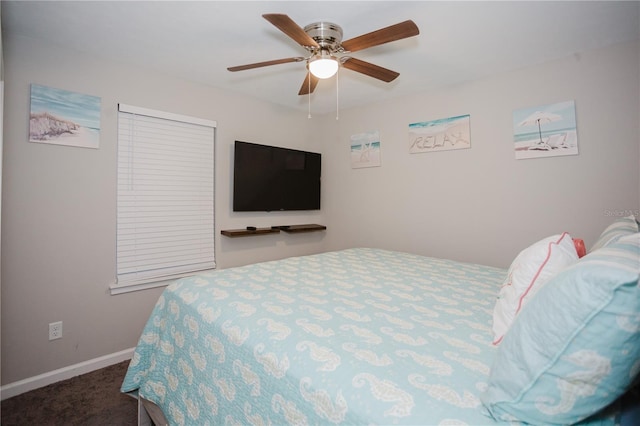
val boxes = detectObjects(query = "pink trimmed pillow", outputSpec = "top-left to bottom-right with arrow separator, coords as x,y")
492,232 -> 579,344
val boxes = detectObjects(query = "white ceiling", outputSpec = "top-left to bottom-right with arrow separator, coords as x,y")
3,1 -> 639,114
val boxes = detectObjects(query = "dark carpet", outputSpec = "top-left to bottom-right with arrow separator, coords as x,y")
1,361 -> 137,426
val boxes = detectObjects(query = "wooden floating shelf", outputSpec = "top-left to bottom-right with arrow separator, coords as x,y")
220,227 -> 279,238
281,224 -> 327,233
221,224 -> 326,238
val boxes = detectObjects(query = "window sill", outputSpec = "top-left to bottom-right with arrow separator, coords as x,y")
110,268 -> 216,295
110,279 -> 173,295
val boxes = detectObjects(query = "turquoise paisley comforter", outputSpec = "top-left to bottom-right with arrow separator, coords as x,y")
121,248 -> 507,425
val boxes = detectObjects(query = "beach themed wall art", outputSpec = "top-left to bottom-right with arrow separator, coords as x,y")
513,100 -> 578,160
409,114 -> 471,154
29,84 -> 101,149
350,130 -> 381,168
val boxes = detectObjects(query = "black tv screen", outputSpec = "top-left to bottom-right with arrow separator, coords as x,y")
233,141 -> 321,212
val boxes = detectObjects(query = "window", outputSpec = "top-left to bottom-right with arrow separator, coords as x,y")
112,104 -> 216,294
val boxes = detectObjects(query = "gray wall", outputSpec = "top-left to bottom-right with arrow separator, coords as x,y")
1,33 -> 639,386
322,41 -> 640,268
1,35 -> 325,385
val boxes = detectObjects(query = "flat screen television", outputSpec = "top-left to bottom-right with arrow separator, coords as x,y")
232,141 -> 321,212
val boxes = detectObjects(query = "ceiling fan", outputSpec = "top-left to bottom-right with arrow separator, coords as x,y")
227,14 -> 420,96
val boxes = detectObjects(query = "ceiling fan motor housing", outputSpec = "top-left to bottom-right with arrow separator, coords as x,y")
304,22 -> 343,51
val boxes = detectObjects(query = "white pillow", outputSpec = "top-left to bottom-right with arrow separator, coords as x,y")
492,232 -> 578,344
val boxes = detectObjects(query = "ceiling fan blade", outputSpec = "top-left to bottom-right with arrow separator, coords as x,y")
341,57 -> 400,82
227,57 -> 305,72
341,20 -> 419,53
298,72 -> 319,95
263,14 -> 320,49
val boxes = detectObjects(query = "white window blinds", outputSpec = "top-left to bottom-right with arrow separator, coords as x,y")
115,104 -> 216,290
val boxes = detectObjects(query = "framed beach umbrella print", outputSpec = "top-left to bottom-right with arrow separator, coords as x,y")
513,100 -> 578,159
29,84 -> 101,149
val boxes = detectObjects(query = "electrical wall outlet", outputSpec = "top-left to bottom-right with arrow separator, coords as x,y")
49,321 -> 63,340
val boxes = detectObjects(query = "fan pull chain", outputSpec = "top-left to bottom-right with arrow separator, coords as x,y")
336,66 -> 340,120
308,73 -> 312,119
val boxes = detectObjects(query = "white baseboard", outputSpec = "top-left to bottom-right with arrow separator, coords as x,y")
0,347 -> 135,401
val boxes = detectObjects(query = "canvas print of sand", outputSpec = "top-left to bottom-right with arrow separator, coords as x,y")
513,100 -> 578,160
29,84 -> 101,149
409,114 -> 471,154
350,130 -> 381,168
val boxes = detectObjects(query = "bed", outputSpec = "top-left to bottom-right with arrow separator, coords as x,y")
122,217 -> 640,426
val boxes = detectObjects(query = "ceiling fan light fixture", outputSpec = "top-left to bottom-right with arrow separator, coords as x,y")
308,54 -> 339,79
